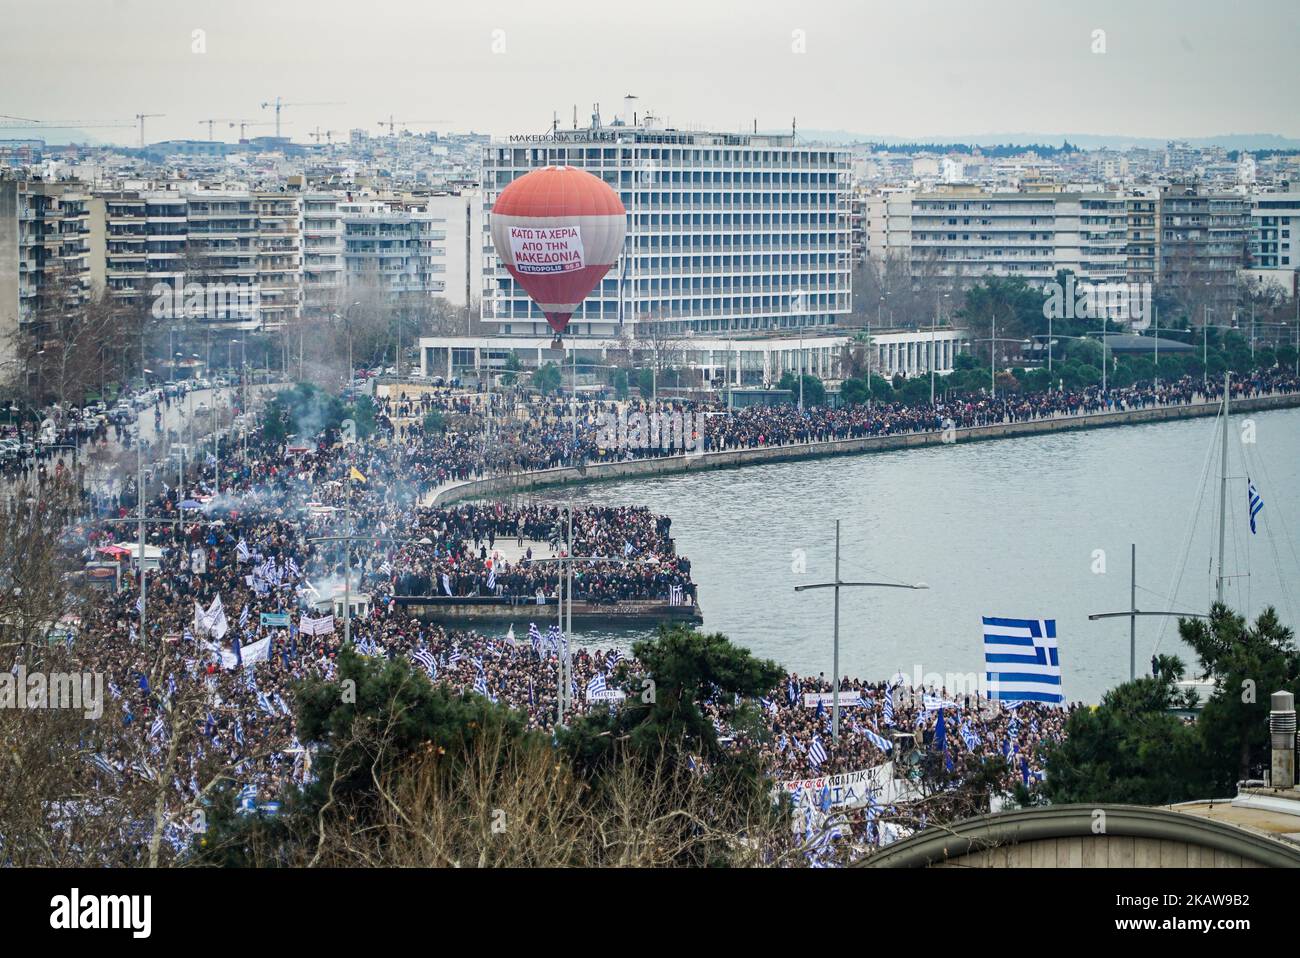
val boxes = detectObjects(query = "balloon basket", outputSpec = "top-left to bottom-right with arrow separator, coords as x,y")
550,336 -> 565,350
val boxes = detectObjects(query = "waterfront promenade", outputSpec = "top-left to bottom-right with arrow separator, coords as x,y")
429,388 -> 1300,506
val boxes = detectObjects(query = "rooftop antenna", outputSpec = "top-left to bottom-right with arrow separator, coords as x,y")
553,111 -> 558,135
753,118 -> 757,134
572,104 -> 577,130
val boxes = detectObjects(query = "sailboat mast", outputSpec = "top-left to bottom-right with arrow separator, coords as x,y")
1216,371 -> 1231,605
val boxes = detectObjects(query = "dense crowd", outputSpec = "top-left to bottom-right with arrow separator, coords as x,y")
43,363 -> 1300,857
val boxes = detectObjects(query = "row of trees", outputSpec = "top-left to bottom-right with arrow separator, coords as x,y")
1042,605 -> 1300,805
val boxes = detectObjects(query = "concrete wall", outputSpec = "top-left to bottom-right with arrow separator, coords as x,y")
432,392 -> 1300,506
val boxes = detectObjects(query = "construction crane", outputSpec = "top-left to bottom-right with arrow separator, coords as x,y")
135,113 -> 164,148
198,117 -> 246,141
229,120 -> 275,141
377,116 -> 446,136
260,98 -> 342,139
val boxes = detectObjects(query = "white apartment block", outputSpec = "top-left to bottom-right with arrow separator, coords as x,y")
252,191 -> 303,330
302,191 -> 345,315
423,189 -> 483,310
480,123 -> 853,340
340,200 -> 447,301
908,188 -> 1125,288
1248,193 -> 1299,270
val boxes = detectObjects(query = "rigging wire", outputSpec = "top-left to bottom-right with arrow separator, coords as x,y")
1241,433 -> 1300,629
1153,409 -> 1222,657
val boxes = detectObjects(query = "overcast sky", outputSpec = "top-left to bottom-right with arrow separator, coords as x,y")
3,0 -> 1297,145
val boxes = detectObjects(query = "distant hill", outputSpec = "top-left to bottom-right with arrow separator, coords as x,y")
775,130 -> 1300,151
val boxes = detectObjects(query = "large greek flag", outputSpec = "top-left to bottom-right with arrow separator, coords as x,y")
982,616 -> 1063,706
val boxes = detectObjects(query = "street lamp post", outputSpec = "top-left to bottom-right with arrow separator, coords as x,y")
793,519 -> 929,743
930,292 -> 948,406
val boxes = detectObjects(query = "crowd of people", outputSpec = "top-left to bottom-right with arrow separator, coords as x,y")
36,361 -> 1300,859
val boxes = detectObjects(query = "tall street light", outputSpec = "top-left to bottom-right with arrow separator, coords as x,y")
794,519 -> 929,743
930,291 -> 948,406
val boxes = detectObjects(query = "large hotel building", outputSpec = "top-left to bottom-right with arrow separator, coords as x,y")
479,122 -> 853,339
420,119 -> 933,387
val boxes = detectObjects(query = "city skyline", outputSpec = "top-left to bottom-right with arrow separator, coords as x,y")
3,0 -> 1299,145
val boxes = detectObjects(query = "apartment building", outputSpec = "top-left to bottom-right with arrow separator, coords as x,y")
341,200 -> 446,301
480,122 -> 852,339
183,189 -> 261,325
301,191 -> 345,315
863,184 -> 1250,321
252,190 -> 303,329
0,178 -> 92,372
1158,185 -> 1248,308
1123,190 -> 1159,287
88,188 -> 187,315
1244,192 -> 1300,299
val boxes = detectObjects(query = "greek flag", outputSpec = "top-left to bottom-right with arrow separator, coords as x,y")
528,622 -> 542,654
982,616 -> 1063,706
237,538 -> 251,563
447,647 -> 463,667
150,715 -> 166,739
587,673 -> 607,698
881,688 -> 895,727
136,594 -> 144,614
90,753 -> 119,777
959,721 -> 980,753
1248,479 -> 1264,534
807,736 -> 828,768
486,565 -> 496,591
668,584 -> 684,606
287,557 -> 300,579
256,691 -> 275,715
474,671 -> 489,698
411,648 -> 437,676
239,605 -> 250,629
546,624 -> 565,654
862,725 -> 893,753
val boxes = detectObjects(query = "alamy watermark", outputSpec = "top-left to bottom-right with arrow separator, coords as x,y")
1,667 -> 104,719
594,409 -> 706,457
151,281 -> 260,321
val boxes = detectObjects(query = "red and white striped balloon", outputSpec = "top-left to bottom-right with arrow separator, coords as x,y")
490,165 -> 626,338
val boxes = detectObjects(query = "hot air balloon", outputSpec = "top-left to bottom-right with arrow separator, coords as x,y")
490,165 -> 626,348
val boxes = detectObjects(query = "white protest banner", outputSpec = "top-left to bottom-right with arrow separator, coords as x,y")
772,763 -> 909,814
587,689 -> 626,703
803,691 -> 864,708
221,636 -> 272,670
508,225 -> 584,274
